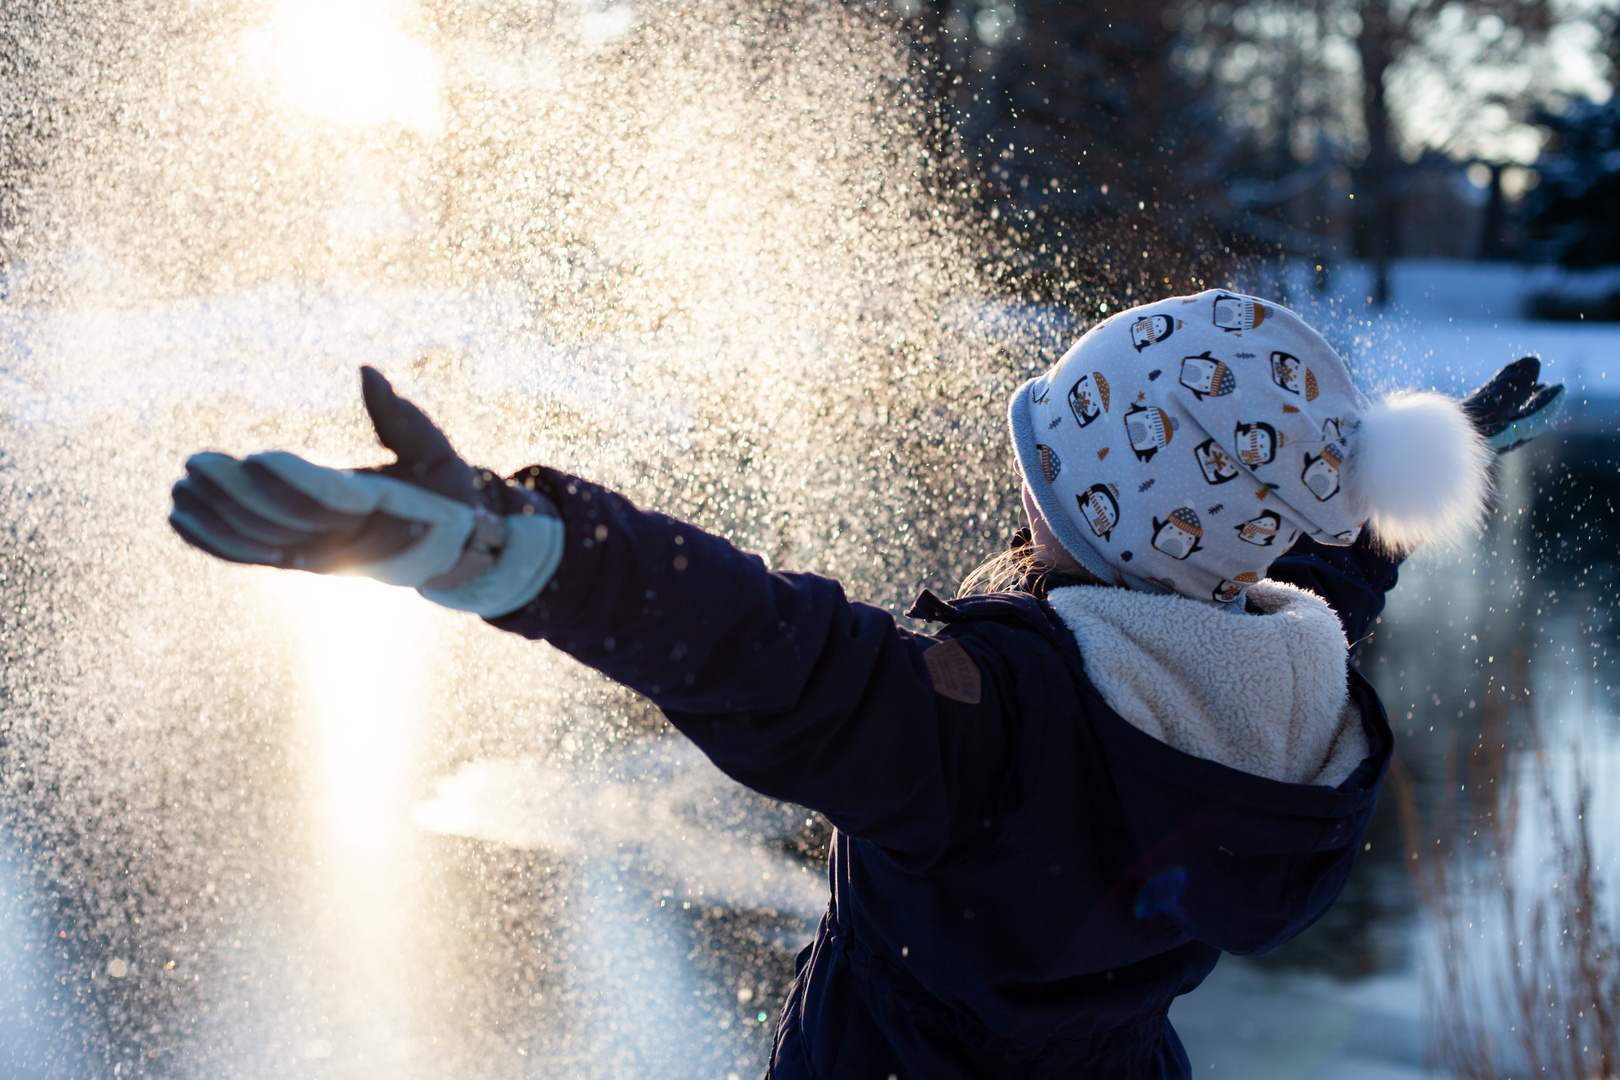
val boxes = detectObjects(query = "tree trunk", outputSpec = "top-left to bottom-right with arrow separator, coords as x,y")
1481,162 -> 1507,259
1357,0 -> 1396,306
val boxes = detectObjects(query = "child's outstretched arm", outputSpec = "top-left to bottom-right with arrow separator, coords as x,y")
1269,356 -> 1564,646
171,369 -> 1013,866
482,466 -> 1013,860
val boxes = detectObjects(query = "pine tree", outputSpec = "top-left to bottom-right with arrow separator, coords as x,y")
1524,99 -> 1620,267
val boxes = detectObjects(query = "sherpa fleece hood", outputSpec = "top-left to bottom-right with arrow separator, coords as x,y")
1048,579 -> 1370,788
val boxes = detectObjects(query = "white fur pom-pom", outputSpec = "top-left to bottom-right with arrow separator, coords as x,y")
1346,391 -> 1490,552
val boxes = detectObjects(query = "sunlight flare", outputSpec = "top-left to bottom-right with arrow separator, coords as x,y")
245,0 -> 444,136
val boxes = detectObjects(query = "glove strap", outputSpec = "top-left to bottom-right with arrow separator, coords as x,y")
418,503 -> 566,617
419,505 -> 507,591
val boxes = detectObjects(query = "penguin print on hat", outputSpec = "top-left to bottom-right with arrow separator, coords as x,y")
1194,438 -> 1240,485
1213,294 -> 1267,332
1211,571 -> 1262,604
1302,446 -> 1342,500
1234,510 -> 1283,546
1078,483 -> 1121,541
1179,352 -> 1236,400
1130,313 -> 1180,351
1037,444 -> 1061,484
1008,287 -> 1402,607
1270,351 -> 1303,394
1124,401 -> 1176,462
1068,372 -> 1112,427
1151,507 -> 1205,559
1233,421 -> 1283,468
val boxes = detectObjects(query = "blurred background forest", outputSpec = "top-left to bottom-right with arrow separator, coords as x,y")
914,0 -> 1620,306
7,0 -> 1620,306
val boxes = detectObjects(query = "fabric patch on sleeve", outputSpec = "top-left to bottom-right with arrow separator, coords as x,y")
924,639 -> 982,704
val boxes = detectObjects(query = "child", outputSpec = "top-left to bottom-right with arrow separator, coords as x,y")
169,291 -> 1563,1078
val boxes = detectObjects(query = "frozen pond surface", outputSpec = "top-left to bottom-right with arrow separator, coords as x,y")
0,260 -> 1618,1076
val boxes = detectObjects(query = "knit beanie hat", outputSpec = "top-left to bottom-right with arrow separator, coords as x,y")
1009,289 -> 1489,605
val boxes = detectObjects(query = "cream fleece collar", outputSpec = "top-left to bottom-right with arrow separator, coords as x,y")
1046,580 -> 1368,787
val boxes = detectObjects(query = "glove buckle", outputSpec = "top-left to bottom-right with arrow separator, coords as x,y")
420,505 -> 507,591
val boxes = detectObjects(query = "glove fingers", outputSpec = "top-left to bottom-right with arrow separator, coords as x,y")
176,475 -> 324,548
1514,383 -> 1564,422
1462,356 -> 1553,443
1487,356 -> 1540,404
1494,354 -> 1540,392
1463,356 -> 1539,420
1508,354 -> 1541,382
239,455 -> 381,531
176,477 -> 448,576
1529,382 -> 1565,423
185,453 -> 340,532
175,385 -> 485,586
1486,384 -> 1566,453
169,496 -> 291,567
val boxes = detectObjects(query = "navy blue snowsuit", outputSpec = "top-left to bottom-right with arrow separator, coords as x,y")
488,468 -> 1400,1079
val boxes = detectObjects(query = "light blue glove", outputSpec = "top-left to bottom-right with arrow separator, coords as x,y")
171,368 -> 564,617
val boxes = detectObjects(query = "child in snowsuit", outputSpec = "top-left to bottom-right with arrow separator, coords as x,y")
169,291 -> 1564,1079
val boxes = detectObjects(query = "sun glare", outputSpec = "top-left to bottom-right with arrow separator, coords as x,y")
245,0 -> 444,137
267,573 -> 431,859
254,571 -> 436,1055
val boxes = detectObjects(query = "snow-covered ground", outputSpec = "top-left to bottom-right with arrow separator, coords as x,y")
1242,259 -> 1620,408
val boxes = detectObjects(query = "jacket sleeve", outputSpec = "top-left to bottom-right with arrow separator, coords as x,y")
1265,533 -> 1402,648
484,469 -> 1016,864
